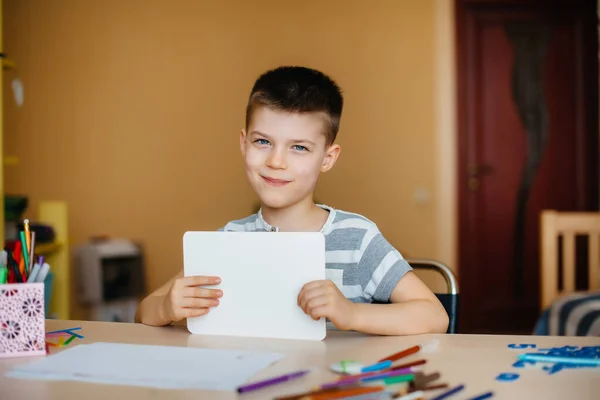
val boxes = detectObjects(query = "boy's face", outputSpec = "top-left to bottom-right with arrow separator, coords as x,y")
240,106 -> 340,210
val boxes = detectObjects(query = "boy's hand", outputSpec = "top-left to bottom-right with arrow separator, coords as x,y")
162,276 -> 222,322
297,280 -> 356,330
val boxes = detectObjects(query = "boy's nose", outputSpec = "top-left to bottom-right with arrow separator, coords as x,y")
266,148 -> 287,169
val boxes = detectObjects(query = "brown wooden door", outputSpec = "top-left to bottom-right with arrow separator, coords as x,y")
456,0 -> 598,334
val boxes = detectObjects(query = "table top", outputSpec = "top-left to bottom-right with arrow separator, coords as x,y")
1,320 -> 599,400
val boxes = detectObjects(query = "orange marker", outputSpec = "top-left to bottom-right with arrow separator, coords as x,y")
378,340 -> 439,363
305,386 -> 384,400
275,386 -> 384,400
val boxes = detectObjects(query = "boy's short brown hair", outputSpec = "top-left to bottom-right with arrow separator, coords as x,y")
245,66 -> 343,145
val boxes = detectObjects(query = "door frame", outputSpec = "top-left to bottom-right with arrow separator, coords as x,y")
454,0 -> 599,332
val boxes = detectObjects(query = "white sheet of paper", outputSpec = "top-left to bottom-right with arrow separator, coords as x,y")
183,231 -> 326,340
6,342 -> 284,391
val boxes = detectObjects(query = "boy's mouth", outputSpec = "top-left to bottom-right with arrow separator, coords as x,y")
261,176 -> 291,187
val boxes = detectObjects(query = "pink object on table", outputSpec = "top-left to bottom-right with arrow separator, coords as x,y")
0,283 -> 46,358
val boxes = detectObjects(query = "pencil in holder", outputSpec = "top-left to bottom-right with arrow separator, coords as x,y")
0,282 -> 46,358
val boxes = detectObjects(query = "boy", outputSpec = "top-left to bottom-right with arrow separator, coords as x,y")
135,66 -> 449,335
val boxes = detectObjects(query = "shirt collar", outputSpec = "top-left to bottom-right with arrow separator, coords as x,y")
257,208 -> 279,232
256,204 -> 335,233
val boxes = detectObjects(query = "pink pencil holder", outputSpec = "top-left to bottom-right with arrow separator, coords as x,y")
0,283 -> 46,358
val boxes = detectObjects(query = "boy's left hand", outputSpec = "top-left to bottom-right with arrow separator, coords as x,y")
297,280 -> 356,330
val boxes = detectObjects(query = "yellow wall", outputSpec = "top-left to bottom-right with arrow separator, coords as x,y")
3,0 -> 455,303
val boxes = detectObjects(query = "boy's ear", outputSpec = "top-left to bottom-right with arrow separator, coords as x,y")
240,129 -> 247,156
321,144 -> 341,172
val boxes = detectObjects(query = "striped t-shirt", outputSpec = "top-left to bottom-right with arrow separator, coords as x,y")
220,204 -> 412,305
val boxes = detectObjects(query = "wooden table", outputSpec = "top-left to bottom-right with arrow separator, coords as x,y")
1,320 -> 599,399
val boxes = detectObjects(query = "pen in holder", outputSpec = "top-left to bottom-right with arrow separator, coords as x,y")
0,282 -> 46,358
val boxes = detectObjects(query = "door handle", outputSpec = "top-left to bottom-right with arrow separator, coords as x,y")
467,164 -> 494,192
467,164 -> 494,177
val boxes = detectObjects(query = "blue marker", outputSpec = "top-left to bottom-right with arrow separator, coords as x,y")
518,353 -> 600,366
467,391 -> 494,400
361,360 -> 392,373
430,384 -> 465,400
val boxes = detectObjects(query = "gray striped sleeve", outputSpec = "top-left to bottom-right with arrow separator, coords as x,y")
358,231 -> 412,303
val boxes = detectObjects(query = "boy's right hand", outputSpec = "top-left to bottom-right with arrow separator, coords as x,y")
162,276 -> 222,322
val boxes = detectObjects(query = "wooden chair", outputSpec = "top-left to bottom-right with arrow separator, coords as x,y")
540,210 -> 600,310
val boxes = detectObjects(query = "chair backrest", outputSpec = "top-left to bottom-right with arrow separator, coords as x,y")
540,210 -> 600,310
406,258 -> 459,334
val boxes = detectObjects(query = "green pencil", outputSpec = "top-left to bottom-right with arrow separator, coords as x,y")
64,335 -> 76,346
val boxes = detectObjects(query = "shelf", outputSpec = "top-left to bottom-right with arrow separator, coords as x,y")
35,241 -> 63,256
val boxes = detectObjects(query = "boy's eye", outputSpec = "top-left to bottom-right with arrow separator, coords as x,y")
255,139 -> 270,146
292,145 -> 308,152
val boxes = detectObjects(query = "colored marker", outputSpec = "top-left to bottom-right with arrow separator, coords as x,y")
327,367 -> 419,388
237,369 -> 311,393
379,374 -> 414,385
410,383 -> 450,393
306,386 -> 385,400
378,340 -> 439,363
391,359 -> 427,371
430,384 -> 465,400
466,391 -> 494,400
362,360 -> 393,373
27,263 -> 41,283
0,266 -> 7,284
36,263 -> 50,283
518,353 -> 600,366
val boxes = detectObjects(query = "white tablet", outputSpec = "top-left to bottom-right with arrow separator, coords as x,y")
183,231 -> 326,340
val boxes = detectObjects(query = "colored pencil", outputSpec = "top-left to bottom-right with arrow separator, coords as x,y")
64,335 -> 76,346
29,231 -> 36,272
46,327 -> 82,334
